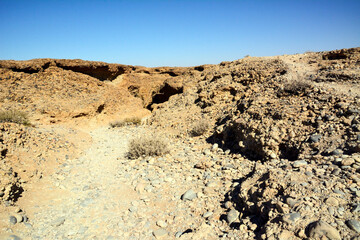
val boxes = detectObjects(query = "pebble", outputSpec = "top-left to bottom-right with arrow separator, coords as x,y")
307,220 -> 341,240
156,220 -> 168,228
129,206 -> 137,212
9,216 -> 17,225
331,149 -> 343,156
325,197 -> 339,206
226,209 -> 239,224
224,201 -> 232,209
175,231 -> 183,238
342,158 -> 355,166
282,212 -> 301,224
212,143 -> 218,151
51,217 -> 66,227
309,134 -> 322,143
181,189 -> 197,201
286,197 -> 298,208
337,206 -> 345,215
5,235 -> 22,240
13,213 -> 23,223
203,211 -> 213,218
346,219 -> 360,233
269,152 -> 277,159
333,189 -> 345,195
332,168 -> 341,175
153,228 -> 168,238
292,160 -> 307,168
328,207 -> 335,215
352,204 -> 360,213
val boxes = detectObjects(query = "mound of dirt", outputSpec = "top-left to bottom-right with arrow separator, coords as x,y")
148,48 -> 360,161
0,59 -> 203,126
0,122 -> 87,205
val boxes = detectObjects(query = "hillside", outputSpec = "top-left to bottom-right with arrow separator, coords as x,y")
0,47 -> 359,239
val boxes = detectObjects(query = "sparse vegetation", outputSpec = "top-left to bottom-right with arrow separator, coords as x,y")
191,119 -> 210,136
110,117 -> 142,128
127,133 -> 170,159
283,73 -> 312,95
0,110 -> 31,126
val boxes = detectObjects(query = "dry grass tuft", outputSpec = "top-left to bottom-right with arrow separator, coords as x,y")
110,117 -> 142,128
127,133 -> 170,159
283,73 -> 313,95
191,119 -> 210,136
0,110 -> 31,126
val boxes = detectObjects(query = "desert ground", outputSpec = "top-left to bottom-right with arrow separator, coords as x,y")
0,47 -> 359,239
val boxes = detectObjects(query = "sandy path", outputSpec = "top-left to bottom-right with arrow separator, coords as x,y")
14,126 -> 141,239
2,124 -> 230,240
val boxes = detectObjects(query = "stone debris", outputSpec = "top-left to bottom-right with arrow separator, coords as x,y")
307,220 -> 341,240
0,47 -> 359,239
346,219 -> 360,233
181,189 -> 197,201
226,209 -> 239,224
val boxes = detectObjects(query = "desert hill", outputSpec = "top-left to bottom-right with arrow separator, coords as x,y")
0,47 -> 359,239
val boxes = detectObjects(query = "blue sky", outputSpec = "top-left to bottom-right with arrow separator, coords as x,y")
0,0 -> 359,67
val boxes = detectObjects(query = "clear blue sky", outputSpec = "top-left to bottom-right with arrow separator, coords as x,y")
0,0 -> 359,67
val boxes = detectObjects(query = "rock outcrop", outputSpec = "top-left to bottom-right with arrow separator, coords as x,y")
0,47 -> 359,239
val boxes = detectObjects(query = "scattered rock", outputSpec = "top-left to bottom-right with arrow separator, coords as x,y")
181,189 -> 197,201
325,197 -> 339,206
282,212 -> 301,224
1,47 -> 360,240
51,217 -> 66,227
203,211 -> 213,218
9,215 -> 17,225
342,158 -> 355,166
5,235 -> 22,240
153,228 -> 168,238
310,134 -> 322,143
307,220 -> 341,240
13,213 -> 23,223
331,149 -> 343,156
347,219 -> 360,233
226,209 -> 240,224
292,160 -> 308,168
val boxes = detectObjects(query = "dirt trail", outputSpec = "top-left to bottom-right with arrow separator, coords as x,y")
2,125 -> 225,239
280,54 -> 360,98
8,126 -> 141,239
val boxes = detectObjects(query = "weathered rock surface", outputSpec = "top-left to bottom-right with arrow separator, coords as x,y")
0,47 -> 359,239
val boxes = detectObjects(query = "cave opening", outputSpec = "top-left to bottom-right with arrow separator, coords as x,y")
146,82 -> 183,110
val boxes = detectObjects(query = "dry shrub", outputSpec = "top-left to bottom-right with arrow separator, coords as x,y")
110,117 -> 141,128
0,110 -> 31,126
191,119 -> 210,136
283,73 -> 312,95
127,133 -> 169,159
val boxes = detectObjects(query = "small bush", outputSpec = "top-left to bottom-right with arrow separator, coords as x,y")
0,110 -> 31,126
127,133 -> 170,159
284,79 -> 312,95
191,119 -> 210,136
282,73 -> 312,95
110,117 -> 141,128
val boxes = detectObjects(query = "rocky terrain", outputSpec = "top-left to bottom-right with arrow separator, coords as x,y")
0,47 -> 359,239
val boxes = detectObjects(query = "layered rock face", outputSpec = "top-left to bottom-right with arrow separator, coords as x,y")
0,58 -> 201,125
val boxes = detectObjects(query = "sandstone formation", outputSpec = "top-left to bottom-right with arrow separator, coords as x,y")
0,47 -> 359,239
